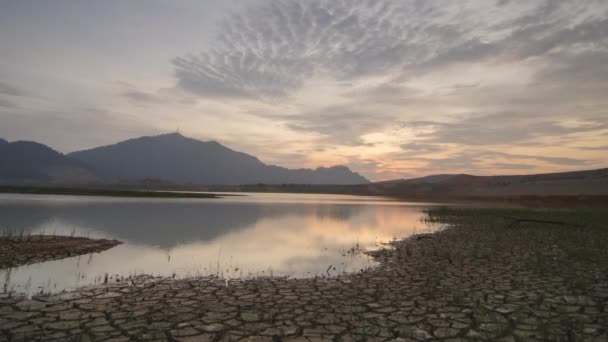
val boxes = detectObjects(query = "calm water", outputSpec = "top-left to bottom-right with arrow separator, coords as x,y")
0,193 -> 444,294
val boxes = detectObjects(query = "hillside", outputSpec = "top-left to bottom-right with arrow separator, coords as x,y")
0,139 -> 98,184
364,169 -> 608,198
68,133 -> 369,185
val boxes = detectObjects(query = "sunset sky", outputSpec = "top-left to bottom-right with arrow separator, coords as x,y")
1,0 -> 607,181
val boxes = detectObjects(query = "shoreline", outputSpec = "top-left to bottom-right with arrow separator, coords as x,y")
2,184 -> 607,209
0,186 -> 222,199
0,207 -> 606,340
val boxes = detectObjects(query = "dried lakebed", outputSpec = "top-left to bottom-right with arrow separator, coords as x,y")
1,208 -> 607,341
0,236 -> 121,270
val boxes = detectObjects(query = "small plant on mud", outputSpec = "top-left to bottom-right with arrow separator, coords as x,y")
423,273 -> 441,298
535,318 -> 561,341
405,244 -> 413,257
452,283 -> 465,306
564,268 -> 590,294
559,315 -> 586,342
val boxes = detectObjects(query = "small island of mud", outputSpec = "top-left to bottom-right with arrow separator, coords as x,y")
0,235 -> 122,269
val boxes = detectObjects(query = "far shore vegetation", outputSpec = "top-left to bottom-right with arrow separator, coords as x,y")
0,185 -> 221,199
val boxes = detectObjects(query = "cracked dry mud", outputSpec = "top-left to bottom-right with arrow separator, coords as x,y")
0,236 -> 122,269
1,209 -> 607,341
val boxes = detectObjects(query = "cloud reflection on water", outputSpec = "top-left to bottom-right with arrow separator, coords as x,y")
0,193 -> 440,294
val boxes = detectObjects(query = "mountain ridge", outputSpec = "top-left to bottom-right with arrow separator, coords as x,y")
67,133 -> 369,185
3,134 -> 607,192
0,139 -> 98,183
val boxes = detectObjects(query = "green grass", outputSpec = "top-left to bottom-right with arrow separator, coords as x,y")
425,207 -> 608,267
423,207 -> 608,306
409,206 -> 608,340
0,228 -> 32,241
426,206 -> 608,227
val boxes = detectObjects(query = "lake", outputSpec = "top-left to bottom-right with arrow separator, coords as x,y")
0,193 -> 444,295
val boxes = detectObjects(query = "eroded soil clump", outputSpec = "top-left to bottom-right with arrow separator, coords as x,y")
0,235 -> 122,269
0,208 -> 606,341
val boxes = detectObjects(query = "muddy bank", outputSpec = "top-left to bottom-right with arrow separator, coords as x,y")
0,236 -> 122,269
0,208 -> 606,341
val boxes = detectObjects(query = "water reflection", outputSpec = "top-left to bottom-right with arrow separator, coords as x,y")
0,193 -> 441,294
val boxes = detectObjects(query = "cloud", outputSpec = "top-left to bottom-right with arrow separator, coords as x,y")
0,81 -> 24,97
122,90 -> 163,104
0,107 -> 155,153
400,143 -> 443,154
341,82 -> 422,106
173,0 -> 608,100
532,50 -> 608,103
402,149 -> 590,175
576,145 -> 608,151
286,108 -> 387,146
400,114 -> 608,146
492,163 -> 537,170
171,0 -> 448,98
0,98 -> 16,108
458,18 -> 605,64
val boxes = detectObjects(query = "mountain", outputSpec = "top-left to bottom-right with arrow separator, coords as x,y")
0,140 -> 98,184
68,133 -> 369,185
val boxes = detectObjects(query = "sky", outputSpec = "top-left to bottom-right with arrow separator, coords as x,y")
1,0 -> 607,181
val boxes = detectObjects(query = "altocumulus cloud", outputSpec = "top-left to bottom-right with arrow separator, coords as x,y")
172,0 -> 513,99
173,0 -> 608,99
172,0 -> 410,98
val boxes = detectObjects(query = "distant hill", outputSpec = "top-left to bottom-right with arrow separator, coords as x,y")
0,140 -> 98,184
68,133 -> 369,185
4,133 -> 605,196
364,169 -> 608,198
380,174 -> 464,185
